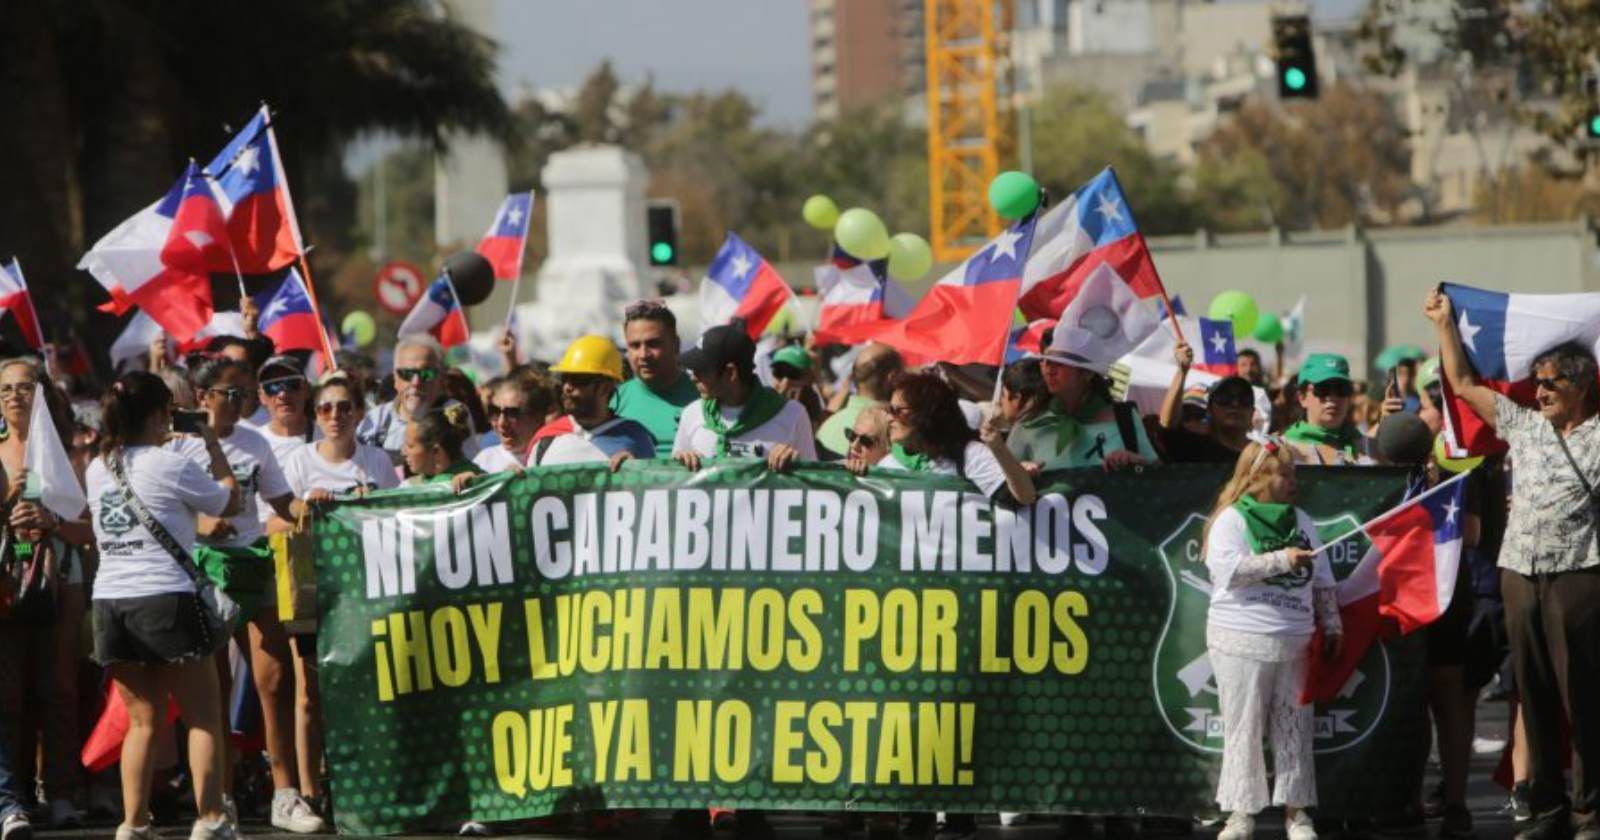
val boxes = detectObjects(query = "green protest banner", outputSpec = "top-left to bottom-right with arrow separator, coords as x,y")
313,462 -> 1423,835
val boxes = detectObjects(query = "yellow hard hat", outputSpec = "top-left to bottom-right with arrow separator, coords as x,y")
551,335 -> 624,380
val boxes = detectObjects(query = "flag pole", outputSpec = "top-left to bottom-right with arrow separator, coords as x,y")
260,105 -> 339,371
1313,470 -> 1471,555
1102,168 -> 1185,346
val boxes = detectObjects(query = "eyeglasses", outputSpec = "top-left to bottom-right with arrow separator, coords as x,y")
261,377 -> 306,398
208,386 -> 248,403
0,383 -> 36,398
486,404 -> 527,420
395,367 -> 439,383
1310,382 -> 1353,400
844,428 -> 880,449
1534,376 -> 1569,392
316,399 -> 356,417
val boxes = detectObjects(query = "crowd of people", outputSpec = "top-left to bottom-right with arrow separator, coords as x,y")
0,287 -> 1594,840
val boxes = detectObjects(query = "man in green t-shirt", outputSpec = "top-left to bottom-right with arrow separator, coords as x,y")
610,300 -> 699,457
816,344 -> 903,458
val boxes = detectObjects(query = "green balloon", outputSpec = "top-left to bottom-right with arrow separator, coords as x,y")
1252,311 -> 1283,343
834,207 -> 891,260
887,232 -> 933,280
341,310 -> 377,348
988,171 -> 1041,220
1207,291 -> 1259,338
801,194 -> 839,230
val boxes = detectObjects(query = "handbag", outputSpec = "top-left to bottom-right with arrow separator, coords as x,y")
1551,424 -> 1600,563
107,451 -> 240,651
0,531 -> 57,623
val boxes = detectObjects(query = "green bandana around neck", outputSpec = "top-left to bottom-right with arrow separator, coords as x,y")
1031,391 -> 1109,453
891,442 -> 933,472
1232,493 -> 1303,553
1283,420 -> 1359,455
702,386 -> 787,457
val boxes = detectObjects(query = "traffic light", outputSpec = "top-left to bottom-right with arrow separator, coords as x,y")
646,200 -> 680,266
1272,14 -> 1319,100
1586,75 -> 1600,142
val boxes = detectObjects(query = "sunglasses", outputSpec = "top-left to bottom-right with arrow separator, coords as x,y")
1211,391 -> 1253,409
261,377 -> 306,397
771,363 -> 805,380
208,386 -> 248,403
1534,376 -> 1569,392
0,383 -> 36,398
395,367 -> 439,383
844,428 -> 880,449
486,404 -> 527,420
561,374 -> 608,389
1310,381 -> 1353,400
316,399 -> 356,417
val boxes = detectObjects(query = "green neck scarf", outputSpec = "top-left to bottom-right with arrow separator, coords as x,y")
891,443 -> 932,472
1032,392 -> 1109,453
1233,493 -> 1302,553
424,461 -> 480,485
702,386 -> 787,457
1283,420 -> 1359,455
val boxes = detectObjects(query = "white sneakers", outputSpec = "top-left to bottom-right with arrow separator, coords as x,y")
271,788 -> 329,834
1,812 -> 32,840
1218,812 -> 1255,840
1286,811 -> 1319,840
189,816 -> 237,840
112,824 -> 153,840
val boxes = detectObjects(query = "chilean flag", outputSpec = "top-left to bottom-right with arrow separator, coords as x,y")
828,215 -> 1040,366
812,244 -> 913,346
252,268 -> 323,353
1018,167 -> 1168,324
205,106 -> 303,274
475,192 -> 534,280
77,163 -> 228,342
1438,283 -> 1600,456
1195,317 -> 1238,376
700,233 -> 794,340
1302,473 -> 1467,703
399,274 -> 470,348
1004,318 -> 1056,364
0,260 -> 44,350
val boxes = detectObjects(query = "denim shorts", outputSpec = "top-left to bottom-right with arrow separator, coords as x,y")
92,592 -> 214,666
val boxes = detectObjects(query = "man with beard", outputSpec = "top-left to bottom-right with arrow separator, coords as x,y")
357,334 -> 477,467
613,300 -> 699,457
531,336 -> 655,469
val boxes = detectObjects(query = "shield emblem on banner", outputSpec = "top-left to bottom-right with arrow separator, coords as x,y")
1151,510 -> 1393,755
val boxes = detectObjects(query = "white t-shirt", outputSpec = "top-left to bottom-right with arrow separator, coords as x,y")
879,440 -> 1008,499
1204,506 -> 1335,636
673,398 -> 817,460
536,417 -> 657,467
282,442 -> 401,497
473,444 -> 524,474
167,426 -> 292,548
255,425 -> 315,524
88,446 -> 232,600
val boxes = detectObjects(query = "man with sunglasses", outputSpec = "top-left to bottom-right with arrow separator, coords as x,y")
358,334 -> 476,466
816,344 -> 903,459
1426,288 -> 1600,840
1282,354 -> 1372,464
530,336 -> 655,469
1159,342 -> 1256,462
253,356 -> 316,470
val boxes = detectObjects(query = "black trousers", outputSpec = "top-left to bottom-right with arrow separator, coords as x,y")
1502,567 -> 1600,818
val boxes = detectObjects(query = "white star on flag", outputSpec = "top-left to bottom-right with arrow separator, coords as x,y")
1210,332 -> 1229,355
232,144 -> 261,177
1457,311 -> 1481,353
1096,193 -> 1125,225
184,231 -> 214,249
729,252 -> 754,279
507,206 -> 524,227
989,229 -> 1024,262
1442,496 -> 1459,524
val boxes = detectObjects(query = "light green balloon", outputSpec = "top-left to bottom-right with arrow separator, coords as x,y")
988,171 -> 1041,219
834,207 -> 891,260
1252,311 -> 1283,343
801,194 -> 840,230
887,232 -> 933,280
341,310 -> 377,348
1207,290 -> 1259,338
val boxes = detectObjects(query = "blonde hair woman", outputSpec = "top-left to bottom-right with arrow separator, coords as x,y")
1203,438 -> 1343,840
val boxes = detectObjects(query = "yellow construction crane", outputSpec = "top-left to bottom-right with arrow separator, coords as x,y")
925,0 -> 1015,262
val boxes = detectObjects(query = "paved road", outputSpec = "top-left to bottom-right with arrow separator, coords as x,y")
33,704 -> 1522,839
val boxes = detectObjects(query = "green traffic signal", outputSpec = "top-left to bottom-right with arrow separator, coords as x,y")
1284,67 -> 1308,92
1589,114 -> 1600,138
651,241 -> 675,263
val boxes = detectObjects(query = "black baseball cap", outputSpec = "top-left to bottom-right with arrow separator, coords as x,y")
681,324 -> 756,376
258,354 -> 305,381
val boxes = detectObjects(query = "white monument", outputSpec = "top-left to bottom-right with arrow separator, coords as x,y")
510,145 -> 652,361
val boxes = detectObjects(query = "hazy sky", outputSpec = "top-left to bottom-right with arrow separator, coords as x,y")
495,1 -> 816,127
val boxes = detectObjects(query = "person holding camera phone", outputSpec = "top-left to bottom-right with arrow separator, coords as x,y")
86,371 -> 241,840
